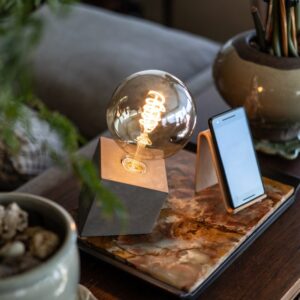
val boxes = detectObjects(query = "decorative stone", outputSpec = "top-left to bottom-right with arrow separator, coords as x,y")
0,241 -> 25,258
0,203 -> 28,240
29,228 -> 59,259
0,202 -> 62,280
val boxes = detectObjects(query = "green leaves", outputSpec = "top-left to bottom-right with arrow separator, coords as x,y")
0,0 -> 125,219
27,97 -> 84,152
0,87 -> 23,154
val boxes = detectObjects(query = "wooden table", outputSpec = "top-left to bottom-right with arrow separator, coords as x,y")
40,85 -> 300,299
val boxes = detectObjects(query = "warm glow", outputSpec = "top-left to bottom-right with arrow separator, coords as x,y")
137,90 -> 165,147
139,90 -> 166,133
122,157 -> 146,174
257,86 -> 264,93
122,90 -> 166,174
136,90 -> 166,146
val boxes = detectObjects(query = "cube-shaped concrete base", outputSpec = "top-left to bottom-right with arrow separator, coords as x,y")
78,137 -> 168,237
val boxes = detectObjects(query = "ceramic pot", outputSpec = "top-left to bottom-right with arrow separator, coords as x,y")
0,193 -> 79,300
213,30 -> 300,141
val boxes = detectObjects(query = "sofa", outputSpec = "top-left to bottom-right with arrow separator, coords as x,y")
17,3 -> 229,194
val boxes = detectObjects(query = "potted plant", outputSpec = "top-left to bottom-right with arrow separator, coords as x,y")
0,2 -> 118,297
213,0 -> 300,158
0,1 -> 124,211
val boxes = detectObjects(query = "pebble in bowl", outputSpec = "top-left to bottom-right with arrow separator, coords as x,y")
0,193 -> 79,300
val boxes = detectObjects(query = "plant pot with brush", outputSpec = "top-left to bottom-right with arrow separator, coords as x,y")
214,0 -> 300,159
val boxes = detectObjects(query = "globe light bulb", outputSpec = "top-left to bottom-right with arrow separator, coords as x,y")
106,70 -> 197,174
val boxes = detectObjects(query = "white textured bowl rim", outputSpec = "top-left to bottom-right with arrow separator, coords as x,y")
0,192 -> 77,290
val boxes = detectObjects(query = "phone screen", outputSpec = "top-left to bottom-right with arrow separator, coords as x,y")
210,107 -> 264,208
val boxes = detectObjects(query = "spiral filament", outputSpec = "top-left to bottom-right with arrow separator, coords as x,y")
139,90 -> 166,133
138,90 -> 166,145
122,90 -> 166,174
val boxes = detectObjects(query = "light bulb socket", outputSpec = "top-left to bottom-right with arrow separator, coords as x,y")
121,156 -> 147,174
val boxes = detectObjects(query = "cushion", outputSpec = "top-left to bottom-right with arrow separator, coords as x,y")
17,135 -> 99,195
31,4 -> 219,139
0,107 -> 64,190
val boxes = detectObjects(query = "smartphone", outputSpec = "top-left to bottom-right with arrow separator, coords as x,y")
209,107 -> 265,210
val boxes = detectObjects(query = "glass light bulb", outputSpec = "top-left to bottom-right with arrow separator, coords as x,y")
106,70 -> 197,174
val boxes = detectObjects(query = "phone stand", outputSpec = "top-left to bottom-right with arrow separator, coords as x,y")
195,129 -> 266,214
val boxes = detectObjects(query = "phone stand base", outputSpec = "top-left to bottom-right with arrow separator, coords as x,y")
195,129 -> 266,214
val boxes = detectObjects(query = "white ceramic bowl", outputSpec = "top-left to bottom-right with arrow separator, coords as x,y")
0,193 -> 79,300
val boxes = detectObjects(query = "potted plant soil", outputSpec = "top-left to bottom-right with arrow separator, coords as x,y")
214,0 -> 300,158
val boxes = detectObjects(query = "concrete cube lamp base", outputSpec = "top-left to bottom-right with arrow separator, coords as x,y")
78,137 -> 168,237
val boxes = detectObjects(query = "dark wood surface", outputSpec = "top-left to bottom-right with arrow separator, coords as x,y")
40,85 -> 300,300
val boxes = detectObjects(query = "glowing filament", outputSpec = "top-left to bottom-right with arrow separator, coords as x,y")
137,90 -> 166,146
122,90 -> 166,174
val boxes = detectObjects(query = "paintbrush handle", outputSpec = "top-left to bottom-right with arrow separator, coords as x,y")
251,6 -> 267,52
280,0 -> 289,56
265,0 -> 274,43
291,6 -> 298,53
273,0 -> 282,56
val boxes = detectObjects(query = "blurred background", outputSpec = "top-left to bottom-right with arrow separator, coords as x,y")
83,0 -> 253,42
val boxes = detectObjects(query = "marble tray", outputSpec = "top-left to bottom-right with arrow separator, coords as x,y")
78,150 -> 297,298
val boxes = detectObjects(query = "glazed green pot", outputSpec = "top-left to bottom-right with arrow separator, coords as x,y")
0,193 -> 79,300
213,30 -> 300,141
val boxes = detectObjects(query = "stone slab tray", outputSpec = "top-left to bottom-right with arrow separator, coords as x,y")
77,150 -> 299,299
